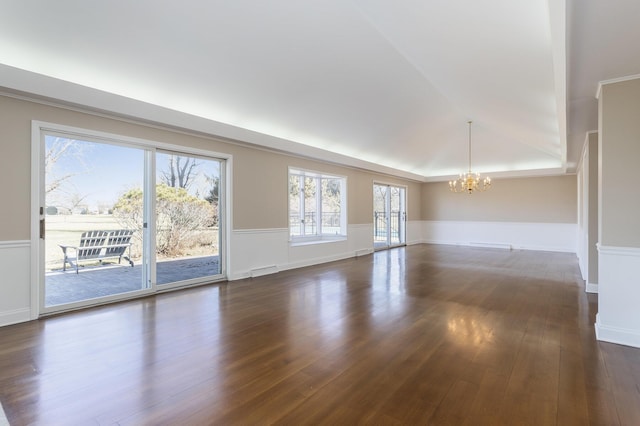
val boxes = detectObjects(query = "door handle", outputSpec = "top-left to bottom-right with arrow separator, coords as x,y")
40,218 -> 45,239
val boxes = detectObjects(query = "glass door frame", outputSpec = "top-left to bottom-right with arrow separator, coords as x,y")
373,182 -> 407,251
154,149 -> 226,291
31,121 -> 230,317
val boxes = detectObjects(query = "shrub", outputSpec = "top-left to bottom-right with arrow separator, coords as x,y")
113,184 -> 216,257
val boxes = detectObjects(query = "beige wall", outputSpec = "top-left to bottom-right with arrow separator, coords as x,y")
0,99 -> 31,240
421,175 -> 577,223
0,94 -> 422,239
233,149 -> 422,228
598,78 -> 640,247
0,93 -> 578,242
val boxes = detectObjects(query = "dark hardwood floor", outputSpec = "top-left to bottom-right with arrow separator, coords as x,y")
1,244 -> 639,425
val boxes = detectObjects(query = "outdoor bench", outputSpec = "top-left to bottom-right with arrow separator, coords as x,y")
59,229 -> 135,274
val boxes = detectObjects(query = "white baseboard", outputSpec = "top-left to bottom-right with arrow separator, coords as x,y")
228,271 -> 251,281
469,242 -> 512,250
595,314 -> 640,348
250,265 -> 279,278
586,282 -> 598,293
355,248 -> 373,257
0,308 -> 31,327
282,251 -> 354,272
422,239 -> 574,253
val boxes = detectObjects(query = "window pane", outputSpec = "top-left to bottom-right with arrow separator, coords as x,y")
373,184 -> 388,244
289,174 -> 302,236
321,178 -> 341,235
44,136 -> 146,307
304,177 -> 317,235
155,152 -> 221,285
389,186 -> 401,244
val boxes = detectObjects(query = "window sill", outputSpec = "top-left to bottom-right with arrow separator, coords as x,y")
289,236 -> 347,247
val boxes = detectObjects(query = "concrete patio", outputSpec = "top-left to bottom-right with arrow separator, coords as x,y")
45,255 -> 220,306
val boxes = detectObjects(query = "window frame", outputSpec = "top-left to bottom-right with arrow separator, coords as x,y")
288,167 -> 347,244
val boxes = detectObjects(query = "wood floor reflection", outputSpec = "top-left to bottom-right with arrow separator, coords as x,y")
1,245 -> 639,425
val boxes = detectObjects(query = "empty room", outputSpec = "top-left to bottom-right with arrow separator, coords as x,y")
1,0 -> 640,424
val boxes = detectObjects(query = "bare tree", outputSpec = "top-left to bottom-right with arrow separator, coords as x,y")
204,174 -> 219,204
66,190 -> 90,213
373,185 -> 387,213
160,155 -> 200,189
45,137 -> 77,193
204,174 -> 220,227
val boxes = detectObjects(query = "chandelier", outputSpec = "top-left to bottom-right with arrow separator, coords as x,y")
449,121 -> 491,194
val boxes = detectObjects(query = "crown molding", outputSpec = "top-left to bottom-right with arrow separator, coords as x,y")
596,74 -> 640,99
577,130 -> 598,170
0,64 -> 426,182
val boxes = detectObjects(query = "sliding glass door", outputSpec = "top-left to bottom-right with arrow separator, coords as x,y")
39,127 -> 225,313
155,151 -> 222,287
43,136 -> 150,308
373,183 -> 406,249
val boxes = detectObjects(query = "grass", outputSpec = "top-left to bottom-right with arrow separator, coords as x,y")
45,215 -> 218,271
46,215 -> 121,269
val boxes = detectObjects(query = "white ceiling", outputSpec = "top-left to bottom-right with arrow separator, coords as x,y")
0,0 -> 638,181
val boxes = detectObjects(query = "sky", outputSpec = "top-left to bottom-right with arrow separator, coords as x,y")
45,136 -> 220,212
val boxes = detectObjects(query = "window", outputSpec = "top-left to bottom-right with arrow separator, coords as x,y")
289,168 -> 346,241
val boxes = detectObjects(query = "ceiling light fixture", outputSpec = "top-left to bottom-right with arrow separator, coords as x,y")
449,121 -> 491,194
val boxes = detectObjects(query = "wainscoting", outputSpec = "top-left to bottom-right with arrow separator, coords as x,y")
0,241 -> 31,327
422,220 -> 577,253
596,244 -> 640,348
1,221 -> 578,327
229,223 -> 385,280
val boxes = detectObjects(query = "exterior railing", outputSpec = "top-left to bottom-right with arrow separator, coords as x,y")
374,210 -> 402,242
290,211 -> 403,240
290,212 -> 341,236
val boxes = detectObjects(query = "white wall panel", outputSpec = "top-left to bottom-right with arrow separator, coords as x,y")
229,224 -> 378,280
423,220 -> 577,253
347,224 -> 374,256
0,241 -> 31,326
596,245 -> 640,348
229,228 -> 290,280
287,240 -> 352,271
